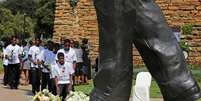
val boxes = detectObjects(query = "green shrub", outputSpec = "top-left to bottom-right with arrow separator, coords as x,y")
182,24 -> 193,35
179,40 -> 191,52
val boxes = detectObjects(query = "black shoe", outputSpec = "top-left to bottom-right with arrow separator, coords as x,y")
32,91 -> 36,95
14,86 -> 18,89
4,83 -> 8,86
10,86 -> 14,89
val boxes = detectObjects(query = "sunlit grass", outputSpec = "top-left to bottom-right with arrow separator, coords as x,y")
75,68 -> 201,98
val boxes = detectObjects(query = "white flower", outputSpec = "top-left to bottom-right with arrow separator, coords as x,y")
66,91 -> 89,101
32,89 -> 61,101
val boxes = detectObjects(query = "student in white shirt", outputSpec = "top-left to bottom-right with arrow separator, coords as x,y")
56,39 -> 77,91
53,52 -> 74,101
5,36 -> 22,89
2,40 -> 9,86
28,38 -> 42,94
73,41 -> 83,85
56,39 -> 77,68
39,41 -> 56,92
50,42 -> 61,95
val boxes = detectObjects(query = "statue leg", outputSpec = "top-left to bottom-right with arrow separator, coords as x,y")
133,0 -> 201,101
90,0 -> 134,101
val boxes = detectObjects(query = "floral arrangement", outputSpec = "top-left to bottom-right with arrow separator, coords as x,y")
7,50 -> 14,61
32,90 -> 89,101
66,91 -> 89,101
32,89 -> 61,101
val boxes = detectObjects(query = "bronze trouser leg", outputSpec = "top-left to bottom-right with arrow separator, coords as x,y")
133,0 -> 201,101
90,0 -> 134,101
90,0 -> 201,101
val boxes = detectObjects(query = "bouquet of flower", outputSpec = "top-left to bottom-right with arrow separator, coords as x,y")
7,50 -> 14,61
32,89 -> 61,101
179,40 -> 191,52
66,91 -> 89,101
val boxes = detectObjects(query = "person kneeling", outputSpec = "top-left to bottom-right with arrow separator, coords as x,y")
54,52 -> 74,101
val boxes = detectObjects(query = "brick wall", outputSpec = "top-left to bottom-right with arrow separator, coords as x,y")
53,0 -> 98,64
53,0 -> 201,66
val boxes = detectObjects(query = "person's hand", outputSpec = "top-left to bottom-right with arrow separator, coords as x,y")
56,85 -> 60,95
33,61 -> 37,65
20,63 -> 23,70
68,83 -> 72,92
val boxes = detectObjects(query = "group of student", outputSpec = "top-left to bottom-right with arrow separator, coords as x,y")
2,36 -> 91,101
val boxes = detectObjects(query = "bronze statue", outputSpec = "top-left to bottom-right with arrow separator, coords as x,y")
90,0 -> 201,101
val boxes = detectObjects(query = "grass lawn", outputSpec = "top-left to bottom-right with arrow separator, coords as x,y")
75,68 -> 201,99
75,80 -> 94,95
0,60 -> 200,99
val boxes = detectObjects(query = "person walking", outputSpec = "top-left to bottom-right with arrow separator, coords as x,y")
56,39 -> 77,91
53,52 -> 74,101
28,38 -> 42,94
2,38 -> 10,86
5,36 -> 22,89
39,41 -> 56,91
21,40 -> 30,85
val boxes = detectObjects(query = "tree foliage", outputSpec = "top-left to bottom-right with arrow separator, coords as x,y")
0,6 -> 14,39
2,0 -> 38,17
0,0 -> 55,39
0,6 -> 35,39
35,0 -> 55,38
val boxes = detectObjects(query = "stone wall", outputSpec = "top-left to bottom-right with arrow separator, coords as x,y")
53,0 -> 201,66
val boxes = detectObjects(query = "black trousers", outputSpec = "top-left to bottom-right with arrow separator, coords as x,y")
30,68 -> 41,94
29,70 -> 32,84
41,72 -> 51,91
50,78 -> 57,95
90,0 -> 201,101
8,63 -> 20,88
3,65 -> 9,85
59,84 -> 70,101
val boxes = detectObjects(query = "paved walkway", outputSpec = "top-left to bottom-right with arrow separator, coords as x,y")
0,74 -> 163,101
0,77 -> 33,101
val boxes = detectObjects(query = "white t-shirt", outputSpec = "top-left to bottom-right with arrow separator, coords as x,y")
74,48 -> 83,63
28,45 -> 41,68
56,48 -> 77,63
20,46 -> 24,55
53,62 -> 74,84
3,48 -> 8,66
39,46 -> 45,52
5,44 -> 21,64
39,49 -> 56,73
50,61 -> 57,78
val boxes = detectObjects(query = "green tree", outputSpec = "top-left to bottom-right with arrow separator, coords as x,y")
0,7 -> 15,39
2,0 -> 38,17
35,0 -> 55,38
0,6 -> 35,39
13,12 -> 35,38
0,0 -> 55,39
